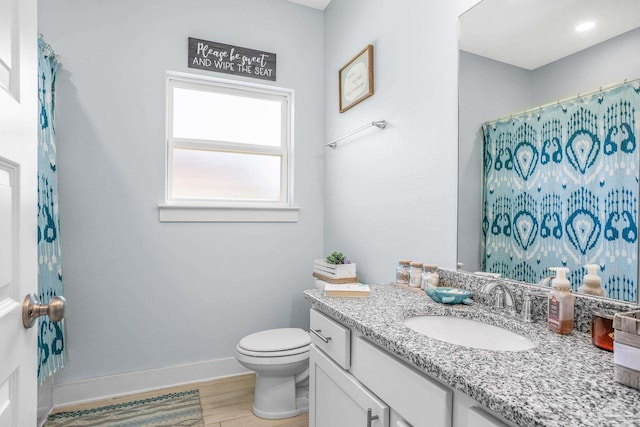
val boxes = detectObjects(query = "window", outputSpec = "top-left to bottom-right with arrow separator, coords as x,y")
160,72 -> 298,222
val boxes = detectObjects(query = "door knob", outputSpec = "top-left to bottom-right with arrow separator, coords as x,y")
22,294 -> 66,329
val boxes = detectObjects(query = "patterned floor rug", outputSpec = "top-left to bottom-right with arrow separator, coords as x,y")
45,389 -> 204,427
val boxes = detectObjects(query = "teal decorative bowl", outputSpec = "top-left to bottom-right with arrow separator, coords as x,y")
425,287 -> 473,305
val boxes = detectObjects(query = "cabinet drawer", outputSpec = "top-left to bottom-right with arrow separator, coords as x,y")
310,309 -> 351,369
352,337 -> 452,427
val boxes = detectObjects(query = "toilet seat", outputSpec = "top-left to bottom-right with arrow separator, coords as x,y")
237,328 -> 310,358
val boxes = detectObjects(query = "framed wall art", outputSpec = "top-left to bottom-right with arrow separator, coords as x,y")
339,45 -> 374,113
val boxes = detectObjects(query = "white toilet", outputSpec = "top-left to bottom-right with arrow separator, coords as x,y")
235,328 -> 310,419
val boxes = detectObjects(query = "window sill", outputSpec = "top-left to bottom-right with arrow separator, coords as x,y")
158,205 -> 300,223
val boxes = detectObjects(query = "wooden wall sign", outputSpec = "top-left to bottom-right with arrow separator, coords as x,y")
339,45 -> 374,113
188,37 -> 276,81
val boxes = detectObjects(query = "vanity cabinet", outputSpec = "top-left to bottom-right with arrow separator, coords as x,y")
309,308 -> 513,427
309,308 -> 389,426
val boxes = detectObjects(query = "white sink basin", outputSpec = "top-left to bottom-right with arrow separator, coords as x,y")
403,316 -> 537,352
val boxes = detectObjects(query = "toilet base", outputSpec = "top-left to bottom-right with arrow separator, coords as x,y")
252,375 -> 309,419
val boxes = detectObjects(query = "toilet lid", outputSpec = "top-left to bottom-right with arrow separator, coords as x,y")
238,328 -> 310,353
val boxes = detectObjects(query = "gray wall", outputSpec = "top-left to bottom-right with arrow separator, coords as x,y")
323,0 -> 459,283
457,52 -> 532,272
38,0 -> 324,383
458,27 -> 640,275
39,0 -> 463,386
532,28 -> 640,105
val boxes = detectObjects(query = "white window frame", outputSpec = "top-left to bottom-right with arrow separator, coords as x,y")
159,71 -> 298,222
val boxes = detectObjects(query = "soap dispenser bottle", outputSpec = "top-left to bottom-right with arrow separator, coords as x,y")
548,267 -> 574,335
578,264 -> 605,297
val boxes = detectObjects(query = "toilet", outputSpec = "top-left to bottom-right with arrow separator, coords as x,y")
235,328 -> 310,419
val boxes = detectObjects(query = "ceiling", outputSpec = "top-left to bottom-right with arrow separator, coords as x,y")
288,0 -> 331,10
459,0 -> 640,70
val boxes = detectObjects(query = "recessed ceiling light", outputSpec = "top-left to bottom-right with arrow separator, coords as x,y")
575,21 -> 596,32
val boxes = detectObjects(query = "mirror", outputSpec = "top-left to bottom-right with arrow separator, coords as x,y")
458,0 -> 640,303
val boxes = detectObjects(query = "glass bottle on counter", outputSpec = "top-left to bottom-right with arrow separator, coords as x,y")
421,264 -> 440,289
396,260 -> 411,285
409,262 -> 423,288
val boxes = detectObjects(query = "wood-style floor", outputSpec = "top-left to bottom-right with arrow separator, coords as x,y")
49,373 -> 309,427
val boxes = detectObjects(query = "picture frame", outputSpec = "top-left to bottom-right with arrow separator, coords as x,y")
339,45 -> 374,113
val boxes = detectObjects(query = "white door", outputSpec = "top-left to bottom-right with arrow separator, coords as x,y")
0,0 -> 39,425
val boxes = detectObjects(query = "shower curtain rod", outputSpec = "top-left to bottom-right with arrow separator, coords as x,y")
484,76 -> 640,126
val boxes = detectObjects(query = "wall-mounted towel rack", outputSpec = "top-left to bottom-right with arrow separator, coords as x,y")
326,120 -> 387,149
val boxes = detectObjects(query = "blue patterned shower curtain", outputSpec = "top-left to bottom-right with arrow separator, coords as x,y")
482,82 -> 640,302
38,36 -> 64,382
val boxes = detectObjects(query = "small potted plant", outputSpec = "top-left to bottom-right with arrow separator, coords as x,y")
326,251 -> 349,265
313,251 -> 357,279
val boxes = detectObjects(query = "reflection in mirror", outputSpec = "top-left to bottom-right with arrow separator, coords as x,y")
458,0 -> 640,303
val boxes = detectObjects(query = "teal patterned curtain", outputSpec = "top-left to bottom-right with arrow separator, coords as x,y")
38,36 -> 64,382
482,82 -> 640,302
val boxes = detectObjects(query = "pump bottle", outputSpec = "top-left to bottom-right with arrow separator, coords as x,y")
548,267 -> 574,335
577,264 -> 605,297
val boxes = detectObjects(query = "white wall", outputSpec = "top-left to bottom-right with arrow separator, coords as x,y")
458,0 -> 483,16
38,0 -> 324,384
457,27 -> 640,275
323,0 -> 459,283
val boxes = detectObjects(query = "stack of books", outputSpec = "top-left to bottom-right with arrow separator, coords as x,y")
313,259 -> 370,297
323,283 -> 370,297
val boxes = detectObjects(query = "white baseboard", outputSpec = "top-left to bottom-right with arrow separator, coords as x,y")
52,357 -> 251,408
37,378 -> 54,427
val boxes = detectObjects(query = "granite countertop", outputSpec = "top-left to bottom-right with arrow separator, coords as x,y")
304,284 -> 640,427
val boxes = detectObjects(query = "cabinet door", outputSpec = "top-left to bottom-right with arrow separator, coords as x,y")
310,345 -> 389,427
467,407 -> 509,427
453,390 -> 514,427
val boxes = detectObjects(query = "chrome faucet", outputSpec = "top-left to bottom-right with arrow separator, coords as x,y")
480,280 -> 517,317
481,278 -> 554,322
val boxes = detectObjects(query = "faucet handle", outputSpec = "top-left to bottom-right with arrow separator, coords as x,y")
519,294 -> 534,322
538,275 -> 555,287
494,291 -> 505,311
517,289 -> 549,323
